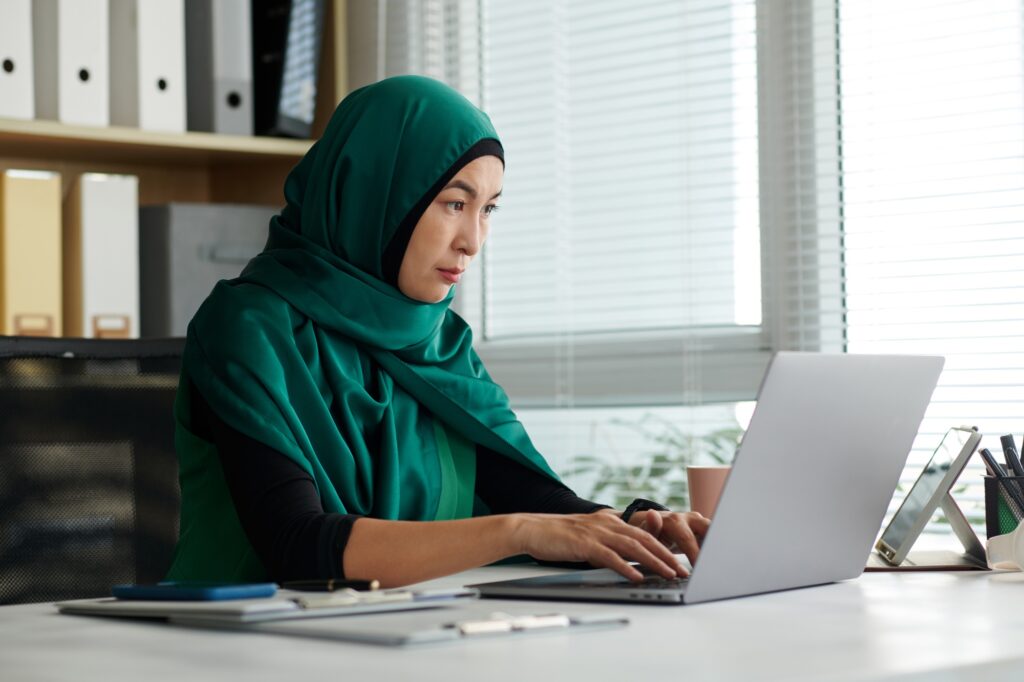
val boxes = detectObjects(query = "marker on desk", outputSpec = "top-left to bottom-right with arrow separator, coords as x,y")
282,579 -> 380,592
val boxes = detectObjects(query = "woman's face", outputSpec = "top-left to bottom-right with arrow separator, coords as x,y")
398,155 -> 503,303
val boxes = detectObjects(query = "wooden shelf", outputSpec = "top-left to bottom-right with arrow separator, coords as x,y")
0,0 -> 345,207
0,118 -> 313,165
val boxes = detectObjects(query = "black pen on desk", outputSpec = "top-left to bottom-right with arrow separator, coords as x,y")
282,579 -> 380,592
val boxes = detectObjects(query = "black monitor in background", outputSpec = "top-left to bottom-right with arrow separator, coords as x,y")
0,337 -> 184,605
252,0 -> 326,139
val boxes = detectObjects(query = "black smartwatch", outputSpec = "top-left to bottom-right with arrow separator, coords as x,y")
621,498 -> 670,524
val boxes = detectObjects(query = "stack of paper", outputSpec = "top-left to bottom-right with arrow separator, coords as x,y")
55,588 -> 628,646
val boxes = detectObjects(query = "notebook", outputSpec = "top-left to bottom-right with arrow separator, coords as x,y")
57,587 -> 476,624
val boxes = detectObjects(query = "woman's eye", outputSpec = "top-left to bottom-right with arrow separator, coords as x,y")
483,204 -> 500,216
446,201 -> 465,211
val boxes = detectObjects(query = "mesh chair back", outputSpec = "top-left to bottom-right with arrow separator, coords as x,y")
0,336 -> 184,605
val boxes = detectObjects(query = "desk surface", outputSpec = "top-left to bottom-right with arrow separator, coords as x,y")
3,565 -> 1024,682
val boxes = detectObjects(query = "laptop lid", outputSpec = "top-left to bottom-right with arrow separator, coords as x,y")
472,352 -> 944,605
683,352 -> 943,603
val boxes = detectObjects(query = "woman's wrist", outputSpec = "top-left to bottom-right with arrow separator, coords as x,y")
505,513 -> 533,556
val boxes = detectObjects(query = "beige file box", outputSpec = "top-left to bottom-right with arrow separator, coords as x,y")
63,174 -> 140,339
0,171 -> 63,337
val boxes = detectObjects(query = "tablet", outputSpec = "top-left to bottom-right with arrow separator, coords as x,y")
874,426 -> 981,566
111,582 -> 278,601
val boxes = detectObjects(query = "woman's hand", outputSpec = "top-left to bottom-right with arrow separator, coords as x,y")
510,511 -> 690,582
622,509 -> 710,569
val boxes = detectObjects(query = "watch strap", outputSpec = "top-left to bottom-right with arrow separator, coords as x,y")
621,498 -> 670,524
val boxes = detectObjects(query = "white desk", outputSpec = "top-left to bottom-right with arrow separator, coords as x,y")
2,565 -> 1024,682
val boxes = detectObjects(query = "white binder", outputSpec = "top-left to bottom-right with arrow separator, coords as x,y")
0,0 -> 35,120
63,174 -> 140,339
185,0 -> 253,135
109,0 -> 187,132
33,0 -> 110,126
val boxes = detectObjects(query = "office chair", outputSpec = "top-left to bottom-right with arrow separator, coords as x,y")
0,336 -> 184,605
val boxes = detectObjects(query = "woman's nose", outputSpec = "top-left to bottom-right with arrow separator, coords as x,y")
457,217 -> 484,256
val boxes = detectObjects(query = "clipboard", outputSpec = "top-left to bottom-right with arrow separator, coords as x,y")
175,602 -> 629,646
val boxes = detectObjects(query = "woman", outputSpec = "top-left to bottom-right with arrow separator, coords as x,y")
167,76 -> 709,587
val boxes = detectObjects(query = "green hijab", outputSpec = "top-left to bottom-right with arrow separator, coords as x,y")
166,76 -> 559,582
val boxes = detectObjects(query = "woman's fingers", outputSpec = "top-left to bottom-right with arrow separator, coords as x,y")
634,508 -> 663,536
659,512 -> 709,565
686,511 -> 711,536
520,511 -> 699,582
610,535 -> 675,579
606,523 -> 686,579
589,545 -> 644,582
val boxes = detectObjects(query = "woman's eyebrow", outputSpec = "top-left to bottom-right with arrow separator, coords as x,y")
443,180 -> 503,200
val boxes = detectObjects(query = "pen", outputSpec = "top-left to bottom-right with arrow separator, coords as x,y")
282,579 -> 380,592
1000,434 -> 1024,500
980,448 -> 1024,514
1000,435 -> 1024,476
979,447 -> 1005,477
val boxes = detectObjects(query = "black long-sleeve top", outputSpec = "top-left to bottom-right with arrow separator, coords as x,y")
189,383 -> 607,582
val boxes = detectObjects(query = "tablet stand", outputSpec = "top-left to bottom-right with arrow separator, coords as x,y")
938,492 -> 986,564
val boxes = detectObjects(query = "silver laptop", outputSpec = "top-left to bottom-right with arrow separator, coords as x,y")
471,352 -> 944,605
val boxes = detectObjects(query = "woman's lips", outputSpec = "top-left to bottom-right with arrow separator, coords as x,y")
437,268 -> 463,284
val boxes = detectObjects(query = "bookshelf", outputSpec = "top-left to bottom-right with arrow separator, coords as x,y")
0,0 -> 347,207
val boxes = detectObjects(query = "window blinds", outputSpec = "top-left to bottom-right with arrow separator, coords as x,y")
351,0 -> 768,408
481,0 -> 761,340
835,0 -> 1024,529
760,0 -> 1024,530
346,0 -> 480,102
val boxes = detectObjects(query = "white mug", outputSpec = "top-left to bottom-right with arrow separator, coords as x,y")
986,521 -> 1024,570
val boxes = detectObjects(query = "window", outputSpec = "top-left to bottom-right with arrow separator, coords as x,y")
470,0 -> 766,410
765,0 -> 1024,533
347,1 -> 1024,521
836,0 -> 1024,531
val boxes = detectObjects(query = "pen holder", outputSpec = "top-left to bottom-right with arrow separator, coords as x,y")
983,475 -> 1024,538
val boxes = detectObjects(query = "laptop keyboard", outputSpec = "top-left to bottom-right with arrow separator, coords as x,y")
629,575 -> 689,590
574,574 -> 689,591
